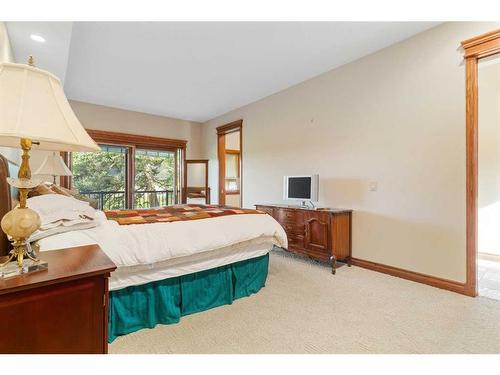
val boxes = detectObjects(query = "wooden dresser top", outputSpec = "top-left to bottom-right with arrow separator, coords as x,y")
256,204 -> 352,214
0,245 -> 116,295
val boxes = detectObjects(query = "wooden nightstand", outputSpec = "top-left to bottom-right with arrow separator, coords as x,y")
0,245 -> 116,354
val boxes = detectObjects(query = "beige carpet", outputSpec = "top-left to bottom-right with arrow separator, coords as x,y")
110,249 -> 500,354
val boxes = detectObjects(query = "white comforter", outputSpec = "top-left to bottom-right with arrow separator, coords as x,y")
38,211 -> 287,269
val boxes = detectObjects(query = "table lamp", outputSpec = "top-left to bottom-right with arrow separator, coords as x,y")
34,152 -> 73,184
0,57 -> 99,269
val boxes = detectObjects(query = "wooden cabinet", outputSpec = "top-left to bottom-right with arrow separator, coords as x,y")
0,245 -> 116,354
255,204 -> 352,274
304,211 -> 330,257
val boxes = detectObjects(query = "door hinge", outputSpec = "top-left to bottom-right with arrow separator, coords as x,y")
103,294 -> 106,307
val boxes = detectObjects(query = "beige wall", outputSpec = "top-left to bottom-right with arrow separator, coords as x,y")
31,100 -> 203,174
0,22 -> 13,63
0,22 -> 20,164
478,59 -> 500,255
202,22 -> 500,283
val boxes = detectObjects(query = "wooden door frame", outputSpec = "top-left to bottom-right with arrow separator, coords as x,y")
461,29 -> 500,297
216,120 -> 243,206
183,159 -> 209,204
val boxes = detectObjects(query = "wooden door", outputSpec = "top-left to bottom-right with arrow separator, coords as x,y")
462,29 -> 500,297
304,212 -> 330,259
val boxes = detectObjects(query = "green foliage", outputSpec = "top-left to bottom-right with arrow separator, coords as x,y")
134,150 -> 175,208
134,151 -> 174,192
72,147 -> 175,209
72,149 -> 126,193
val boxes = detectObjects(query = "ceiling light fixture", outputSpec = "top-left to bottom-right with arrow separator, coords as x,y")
30,34 -> 45,43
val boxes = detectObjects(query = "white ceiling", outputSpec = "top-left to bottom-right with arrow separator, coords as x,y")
6,22 -> 73,84
6,22 -> 440,122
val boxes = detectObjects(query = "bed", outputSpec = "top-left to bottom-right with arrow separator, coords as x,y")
0,154 -> 287,342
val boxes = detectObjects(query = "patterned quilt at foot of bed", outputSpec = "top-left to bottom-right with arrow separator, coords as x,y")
104,204 -> 264,225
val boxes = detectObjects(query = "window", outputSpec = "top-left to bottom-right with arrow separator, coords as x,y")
134,149 -> 175,208
72,145 -> 128,210
66,130 -> 186,210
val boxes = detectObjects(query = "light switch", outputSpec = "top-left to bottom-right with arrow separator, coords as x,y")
369,181 -> 378,192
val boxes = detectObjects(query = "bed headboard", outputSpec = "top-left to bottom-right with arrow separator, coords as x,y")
0,154 -> 18,257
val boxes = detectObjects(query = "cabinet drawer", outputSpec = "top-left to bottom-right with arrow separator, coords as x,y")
276,209 -> 304,224
287,235 -> 304,250
305,211 -> 330,223
282,222 -> 305,236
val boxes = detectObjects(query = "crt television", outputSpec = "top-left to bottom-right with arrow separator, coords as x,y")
283,175 -> 319,203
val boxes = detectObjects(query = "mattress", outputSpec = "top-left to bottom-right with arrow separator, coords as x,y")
109,238 -> 274,291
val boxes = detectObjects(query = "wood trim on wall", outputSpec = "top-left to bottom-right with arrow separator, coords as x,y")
461,28 -> 500,297
216,120 -> 243,135
462,29 -> 500,58
351,258 -> 468,296
85,129 -> 187,151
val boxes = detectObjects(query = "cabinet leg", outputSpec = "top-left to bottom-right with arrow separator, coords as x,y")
347,256 -> 352,267
330,255 -> 337,275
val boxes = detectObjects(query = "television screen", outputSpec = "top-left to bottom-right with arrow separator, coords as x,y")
288,177 -> 312,199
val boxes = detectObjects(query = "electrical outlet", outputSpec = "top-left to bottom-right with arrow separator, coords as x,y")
369,181 -> 378,192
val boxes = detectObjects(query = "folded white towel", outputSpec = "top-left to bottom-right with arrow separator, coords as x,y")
22,194 -> 98,242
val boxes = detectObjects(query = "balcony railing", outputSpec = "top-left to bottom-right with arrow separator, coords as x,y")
79,190 -> 174,210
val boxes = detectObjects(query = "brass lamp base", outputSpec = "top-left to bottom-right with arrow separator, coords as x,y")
1,258 -> 48,278
0,239 -> 39,268
0,137 -> 43,269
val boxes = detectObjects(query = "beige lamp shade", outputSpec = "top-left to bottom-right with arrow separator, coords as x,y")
34,152 -> 73,177
0,62 -> 99,152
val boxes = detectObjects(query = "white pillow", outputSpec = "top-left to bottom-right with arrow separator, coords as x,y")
26,194 -> 96,229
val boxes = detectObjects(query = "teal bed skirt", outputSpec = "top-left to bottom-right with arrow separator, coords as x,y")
108,253 -> 269,342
